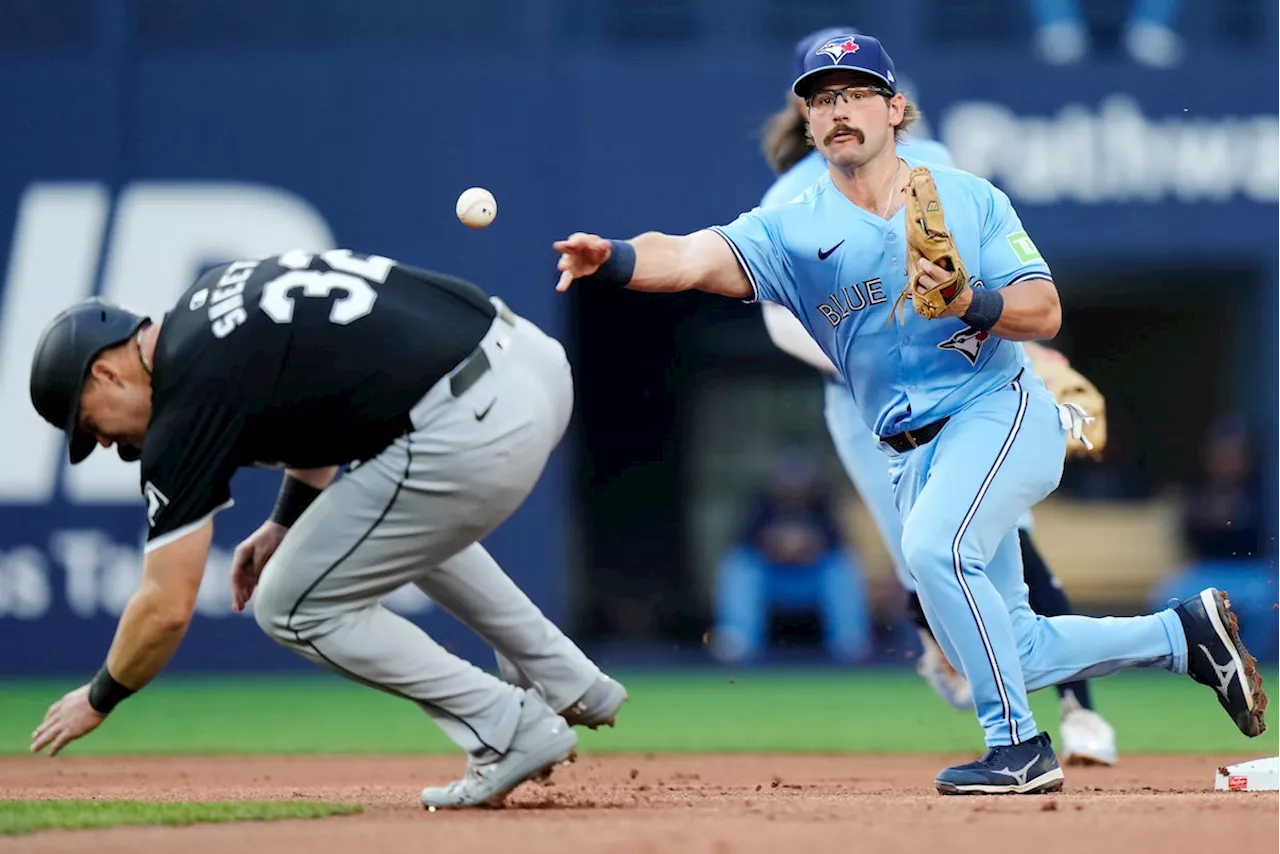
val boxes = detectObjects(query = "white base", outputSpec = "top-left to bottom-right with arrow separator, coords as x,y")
1214,757 -> 1280,792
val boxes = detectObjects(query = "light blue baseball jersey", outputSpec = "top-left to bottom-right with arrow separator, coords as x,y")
758,137 -> 1036,561
715,156 -> 1051,440
760,139 -> 953,209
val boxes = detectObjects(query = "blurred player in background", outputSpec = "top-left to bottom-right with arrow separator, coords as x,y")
755,26 -> 1118,766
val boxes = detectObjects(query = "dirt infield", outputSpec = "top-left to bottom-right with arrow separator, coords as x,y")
1,754 -> 1275,853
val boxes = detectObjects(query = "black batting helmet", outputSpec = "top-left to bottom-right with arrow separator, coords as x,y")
29,298 -> 149,465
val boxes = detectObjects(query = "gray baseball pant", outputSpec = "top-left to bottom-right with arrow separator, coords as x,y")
253,300 -> 600,755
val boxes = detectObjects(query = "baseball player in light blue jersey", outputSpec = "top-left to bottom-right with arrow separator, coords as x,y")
553,32 -> 1267,794
756,26 -> 1118,767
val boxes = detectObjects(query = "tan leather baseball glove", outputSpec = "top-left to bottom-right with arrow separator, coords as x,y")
891,166 -> 971,324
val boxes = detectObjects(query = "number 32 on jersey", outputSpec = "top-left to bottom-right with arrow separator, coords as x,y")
194,248 -> 394,339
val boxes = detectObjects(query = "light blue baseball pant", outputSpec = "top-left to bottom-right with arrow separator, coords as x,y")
822,378 -> 1032,594
884,373 -> 1188,747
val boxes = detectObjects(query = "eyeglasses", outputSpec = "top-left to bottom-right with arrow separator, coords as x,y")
805,85 -> 893,114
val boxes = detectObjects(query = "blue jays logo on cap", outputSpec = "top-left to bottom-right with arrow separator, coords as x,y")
816,36 -> 860,64
791,32 -> 898,98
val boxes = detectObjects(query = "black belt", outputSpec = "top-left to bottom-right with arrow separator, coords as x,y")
879,416 -> 950,453
449,300 -> 517,398
876,370 -> 1023,453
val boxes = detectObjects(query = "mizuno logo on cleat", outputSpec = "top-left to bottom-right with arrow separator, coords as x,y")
993,756 -> 1040,787
1198,644 -> 1238,700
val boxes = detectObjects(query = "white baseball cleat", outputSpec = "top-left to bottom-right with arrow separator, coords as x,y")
420,691 -> 578,810
493,654 -> 629,731
1059,708 -> 1118,767
560,674 -> 629,730
916,629 -> 974,711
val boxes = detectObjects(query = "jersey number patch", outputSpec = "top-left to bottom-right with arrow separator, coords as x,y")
259,249 -> 392,325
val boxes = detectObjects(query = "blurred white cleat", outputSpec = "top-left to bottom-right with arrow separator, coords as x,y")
1060,708 -> 1118,767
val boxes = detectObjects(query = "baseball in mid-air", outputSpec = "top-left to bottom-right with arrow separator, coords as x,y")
455,187 -> 497,228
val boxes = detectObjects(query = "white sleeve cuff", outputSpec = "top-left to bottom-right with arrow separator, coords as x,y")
708,227 -> 761,303
144,499 -> 235,553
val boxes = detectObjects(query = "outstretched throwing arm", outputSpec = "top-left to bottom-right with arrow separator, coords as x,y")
554,231 -> 753,300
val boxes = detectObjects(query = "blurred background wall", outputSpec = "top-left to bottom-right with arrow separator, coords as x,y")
0,0 -> 1275,674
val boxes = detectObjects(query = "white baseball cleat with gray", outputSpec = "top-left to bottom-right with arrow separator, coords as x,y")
495,652 -> 629,730
559,674 -> 629,729
420,690 -> 579,810
1059,708 -> 1118,767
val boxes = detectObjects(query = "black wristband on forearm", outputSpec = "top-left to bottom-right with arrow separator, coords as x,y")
269,476 -> 322,528
960,287 -> 1004,332
579,240 -> 636,288
88,665 -> 135,715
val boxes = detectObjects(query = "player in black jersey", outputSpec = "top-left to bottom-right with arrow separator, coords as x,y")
27,249 -> 627,809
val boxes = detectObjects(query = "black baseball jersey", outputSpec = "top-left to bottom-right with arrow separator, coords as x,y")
140,249 -> 497,548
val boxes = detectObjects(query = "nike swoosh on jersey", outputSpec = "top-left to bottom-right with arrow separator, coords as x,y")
475,401 -> 496,421
817,240 -> 845,261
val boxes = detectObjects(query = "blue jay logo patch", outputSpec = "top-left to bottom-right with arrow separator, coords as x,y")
938,327 -> 990,366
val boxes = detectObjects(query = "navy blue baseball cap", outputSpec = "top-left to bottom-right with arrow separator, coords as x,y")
791,32 -> 898,98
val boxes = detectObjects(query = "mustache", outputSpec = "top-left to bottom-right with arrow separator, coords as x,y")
824,125 -> 864,146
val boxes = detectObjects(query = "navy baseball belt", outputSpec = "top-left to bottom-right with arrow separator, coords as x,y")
879,417 -> 950,453
879,369 -> 1024,452
449,299 -> 518,398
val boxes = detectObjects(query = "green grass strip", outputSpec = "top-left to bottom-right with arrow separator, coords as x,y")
0,800 -> 362,836
2,670 -> 1275,756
